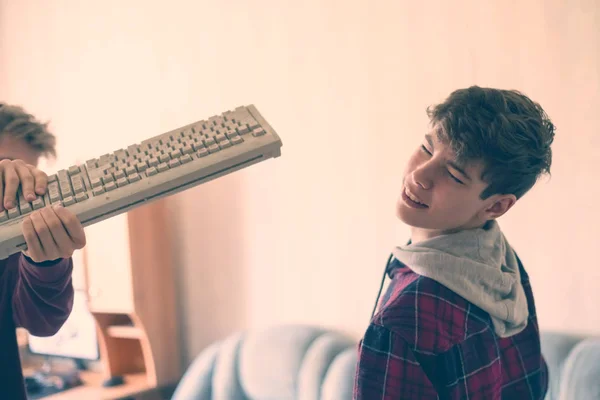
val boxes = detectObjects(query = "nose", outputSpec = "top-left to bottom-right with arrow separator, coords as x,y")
410,167 -> 432,190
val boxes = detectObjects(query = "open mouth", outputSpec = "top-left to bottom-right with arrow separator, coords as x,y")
402,187 -> 429,209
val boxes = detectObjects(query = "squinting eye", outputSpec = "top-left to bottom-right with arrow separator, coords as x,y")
421,145 -> 464,184
448,171 -> 464,184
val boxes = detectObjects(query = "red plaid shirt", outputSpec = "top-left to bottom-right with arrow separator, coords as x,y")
354,254 -> 548,399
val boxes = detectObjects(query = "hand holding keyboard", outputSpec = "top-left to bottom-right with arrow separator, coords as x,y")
0,105 -> 282,259
0,159 -> 87,262
0,159 -> 48,210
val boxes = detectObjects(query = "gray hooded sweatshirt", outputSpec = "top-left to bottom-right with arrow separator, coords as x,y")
391,219 -> 528,338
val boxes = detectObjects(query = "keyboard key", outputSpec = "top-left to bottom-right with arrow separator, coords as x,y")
180,154 -> 193,164
49,192 -> 61,203
48,174 -> 58,183
208,144 -> 220,153
191,142 -> 204,151
57,169 -> 69,181
196,148 -> 209,158
128,173 -> 141,183
182,145 -> 194,155
116,177 -> 129,187
86,159 -> 98,168
136,162 -> 148,172
157,163 -> 169,173
145,167 -> 158,177
230,135 -> 243,145
247,119 -> 260,130
215,133 -> 227,142
114,170 -> 126,180
237,125 -> 250,135
32,198 -> 44,210
8,208 -> 20,219
20,203 -> 32,214
105,181 -> 117,191
225,130 -> 236,139
125,166 -> 137,176
219,139 -> 232,149
68,165 -> 80,175
103,173 -> 115,183
92,187 -> 105,196
73,182 -> 85,194
170,150 -> 182,159
61,187 -> 73,198
148,158 -> 159,168
75,192 -> 88,202
0,211 -> 7,222
252,128 -> 266,137
169,159 -> 180,168
48,181 -> 60,191
204,137 -> 216,146
127,144 -> 140,155
91,178 -> 102,188
63,196 -> 76,206
159,153 -> 170,163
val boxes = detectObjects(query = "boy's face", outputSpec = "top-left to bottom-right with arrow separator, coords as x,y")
396,126 -> 516,242
0,135 -> 40,166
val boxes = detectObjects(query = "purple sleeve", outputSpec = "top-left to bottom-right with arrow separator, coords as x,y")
11,253 -> 74,337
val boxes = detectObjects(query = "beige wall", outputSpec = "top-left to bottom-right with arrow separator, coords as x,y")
1,0 -> 598,365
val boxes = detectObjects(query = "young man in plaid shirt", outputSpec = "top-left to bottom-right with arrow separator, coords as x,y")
354,86 -> 553,399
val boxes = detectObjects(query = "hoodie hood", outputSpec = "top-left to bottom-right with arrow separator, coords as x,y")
391,220 -> 528,338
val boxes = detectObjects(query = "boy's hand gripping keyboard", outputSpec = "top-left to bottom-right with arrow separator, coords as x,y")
0,105 -> 282,259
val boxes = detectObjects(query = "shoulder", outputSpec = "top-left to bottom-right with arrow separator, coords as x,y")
375,275 -> 493,354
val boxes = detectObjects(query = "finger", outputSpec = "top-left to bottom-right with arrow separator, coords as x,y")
29,165 -> 48,196
53,205 -> 86,249
3,162 -> 19,209
40,206 -> 72,254
15,161 -> 36,201
21,216 -> 44,262
30,210 -> 60,260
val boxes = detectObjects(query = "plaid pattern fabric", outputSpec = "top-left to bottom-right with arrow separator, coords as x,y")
354,256 -> 548,399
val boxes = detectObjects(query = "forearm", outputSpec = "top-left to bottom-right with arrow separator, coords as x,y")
11,253 -> 74,336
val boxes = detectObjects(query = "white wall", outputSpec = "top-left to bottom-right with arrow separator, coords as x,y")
1,0 -> 598,365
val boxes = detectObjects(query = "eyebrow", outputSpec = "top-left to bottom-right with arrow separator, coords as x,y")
424,133 -> 472,181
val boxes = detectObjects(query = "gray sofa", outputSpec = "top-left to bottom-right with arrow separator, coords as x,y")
170,325 -> 599,400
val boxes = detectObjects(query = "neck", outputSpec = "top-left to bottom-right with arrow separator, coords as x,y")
410,220 -> 490,244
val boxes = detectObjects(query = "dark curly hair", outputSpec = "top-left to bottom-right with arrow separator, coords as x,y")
426,86 -> 555,200
0,103 -> 57,159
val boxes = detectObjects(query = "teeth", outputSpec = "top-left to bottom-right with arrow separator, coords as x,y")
407,189 -> 425,205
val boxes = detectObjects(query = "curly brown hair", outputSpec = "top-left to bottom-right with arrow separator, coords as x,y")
0,103 -> 57,159
426,86 -> 555,200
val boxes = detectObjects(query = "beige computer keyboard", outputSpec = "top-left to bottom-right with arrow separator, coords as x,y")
0,105 -> 282,259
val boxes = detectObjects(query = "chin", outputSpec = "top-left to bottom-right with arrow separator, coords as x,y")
396,197 -> 425,227
395,197 -> 438,230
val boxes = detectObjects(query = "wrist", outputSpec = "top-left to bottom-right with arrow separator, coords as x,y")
22,253 -> 63,267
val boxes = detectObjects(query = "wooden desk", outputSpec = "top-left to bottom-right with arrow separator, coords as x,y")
21,368 -> 165,400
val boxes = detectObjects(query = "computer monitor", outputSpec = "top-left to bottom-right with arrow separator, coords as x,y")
27,289 -> 100,361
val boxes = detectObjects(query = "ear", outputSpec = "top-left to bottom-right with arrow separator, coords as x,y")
482,194 -> 517,220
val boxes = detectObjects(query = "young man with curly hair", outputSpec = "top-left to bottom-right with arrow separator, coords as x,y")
355,86 -> 554,399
